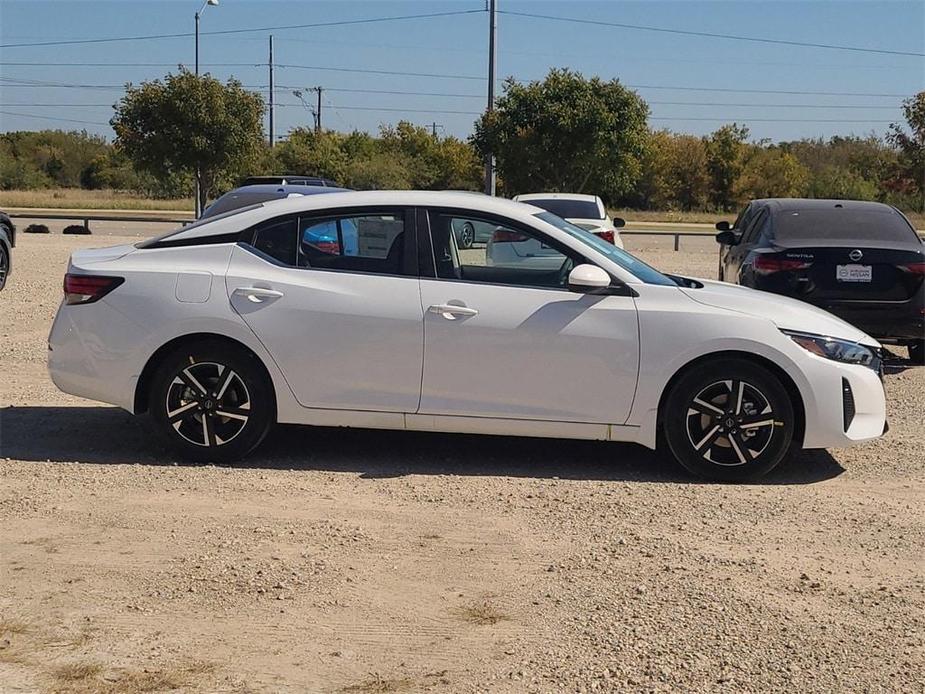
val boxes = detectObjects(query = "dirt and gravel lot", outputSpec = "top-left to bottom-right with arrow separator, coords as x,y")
1,229 -> 923,693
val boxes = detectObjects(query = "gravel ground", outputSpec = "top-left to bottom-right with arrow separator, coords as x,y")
1,231 -> 923,693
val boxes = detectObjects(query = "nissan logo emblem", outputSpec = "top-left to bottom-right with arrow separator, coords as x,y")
849,249 -> 863,262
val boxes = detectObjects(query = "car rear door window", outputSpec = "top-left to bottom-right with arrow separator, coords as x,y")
298,212 -> 410,276
251,217 -> 298,266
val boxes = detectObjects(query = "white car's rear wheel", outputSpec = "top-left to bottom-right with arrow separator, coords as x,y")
149,340 -> 274,461
662,359 -> 795,481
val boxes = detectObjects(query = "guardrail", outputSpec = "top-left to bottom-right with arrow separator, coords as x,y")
9,212 -> 190,227
621,230 -> 714,251
10,211 -> 923,252
10,212 -> 716,251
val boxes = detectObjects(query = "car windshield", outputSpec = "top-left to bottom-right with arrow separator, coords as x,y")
535,212 -> 676,286
526,198 -> 603,220
774,208 -> 919,243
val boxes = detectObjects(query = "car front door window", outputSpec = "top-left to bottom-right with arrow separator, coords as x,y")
428,212 -> 579,290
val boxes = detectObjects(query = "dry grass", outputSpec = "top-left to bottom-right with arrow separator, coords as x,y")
340,673 -> 414,693
0,616 -> 32,636
47,660 -> 216,693
51,661 -> 103,682
454,599 -> 509,626
0,188 -> 193,212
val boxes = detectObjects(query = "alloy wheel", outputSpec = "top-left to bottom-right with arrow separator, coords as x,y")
165,362 -> 251,447
460,222 -> 475,248
685,379 -> 777,467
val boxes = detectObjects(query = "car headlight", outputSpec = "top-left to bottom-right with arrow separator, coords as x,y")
782,330 -> 876,367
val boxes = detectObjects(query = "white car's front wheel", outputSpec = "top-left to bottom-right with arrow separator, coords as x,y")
662,358 -> 796,481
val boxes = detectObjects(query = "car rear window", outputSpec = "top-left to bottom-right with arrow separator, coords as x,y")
773,208 -> 918,243
526,199 -> 603,220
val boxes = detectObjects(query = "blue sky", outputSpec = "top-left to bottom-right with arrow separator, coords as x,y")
1,0 -> 923,143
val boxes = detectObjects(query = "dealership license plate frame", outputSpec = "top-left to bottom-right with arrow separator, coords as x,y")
835,264 -> 873,282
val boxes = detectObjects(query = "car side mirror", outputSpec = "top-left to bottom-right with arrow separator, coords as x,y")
612,217 -> 626,228
715,230 -> 739,246
568,264 -> 611,292
715,220 -> 731,232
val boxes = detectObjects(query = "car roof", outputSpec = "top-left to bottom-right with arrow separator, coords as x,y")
224,184 -> 348,195
165,190 -> 548,242
752,198 -> 898,214
515,193 -> 600,203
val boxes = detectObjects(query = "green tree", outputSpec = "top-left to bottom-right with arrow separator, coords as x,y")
111,69 -> 265,210
887,91 -> 925,212
705,124 -> 749,210
735,146 -> 809,201
665,134 -> 711,211
628,129 -> 673,209
271,128 -> 349,183
471,68 -> 649,202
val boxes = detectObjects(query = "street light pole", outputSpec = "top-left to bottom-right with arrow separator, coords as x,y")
193,0 -> 218,217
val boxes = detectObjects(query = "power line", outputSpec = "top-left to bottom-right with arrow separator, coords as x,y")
652,117 -> 895,123
2,75 -> 912,99
3,100 -> 904,111
0,103 -> 899,126
623,84 -> 913,98
0,9 -> 485,49
275,64 -> 485,81
0,110 -> 108,126
499,9 -> 925,57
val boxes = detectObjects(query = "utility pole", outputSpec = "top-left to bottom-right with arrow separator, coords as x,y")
431,122 -> 444,138
268,35 -> 275,146
484,0 -> 497,196
193,0 -> 219,217
313,86 -> 323,133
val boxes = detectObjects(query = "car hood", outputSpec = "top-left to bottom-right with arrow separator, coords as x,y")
679,278 -> 876,345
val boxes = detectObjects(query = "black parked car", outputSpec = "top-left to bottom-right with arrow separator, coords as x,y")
240,175 -> 340,188
201,184 -> 350,219
0,210 -> 15,291
716,199 -> 924,361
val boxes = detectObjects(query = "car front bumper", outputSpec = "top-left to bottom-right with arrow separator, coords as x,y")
798,355 -> 887,450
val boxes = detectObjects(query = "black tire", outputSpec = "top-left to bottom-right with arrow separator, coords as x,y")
909,340 -> 924,364
148,339 -> 275,462
661,358 -> 795,481
0,241 -> 8,291
458,221 -> 475,249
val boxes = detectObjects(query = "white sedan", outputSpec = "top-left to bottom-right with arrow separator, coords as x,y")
513,193 -> 625,248
49,191 -> 886,481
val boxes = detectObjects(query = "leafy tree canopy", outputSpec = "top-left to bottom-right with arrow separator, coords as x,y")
472,68 -> 649,202
111,69 -> 265,209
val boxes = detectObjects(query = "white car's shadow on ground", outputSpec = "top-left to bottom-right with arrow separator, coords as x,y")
0,406 -> 844,485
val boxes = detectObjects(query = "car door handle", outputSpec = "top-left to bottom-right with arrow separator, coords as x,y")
234,286 -> 284,303
428,303 -> 479,319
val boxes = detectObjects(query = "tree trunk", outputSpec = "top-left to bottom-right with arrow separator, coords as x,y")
197,170 -> 209,214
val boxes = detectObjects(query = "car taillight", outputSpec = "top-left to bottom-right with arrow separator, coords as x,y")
63,274 -> 124,305
753,255 -> 812,275
899,262 -> 925,275
593,230 -> 615,245
315,241 -> 340,254
491,229 -> 528,243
